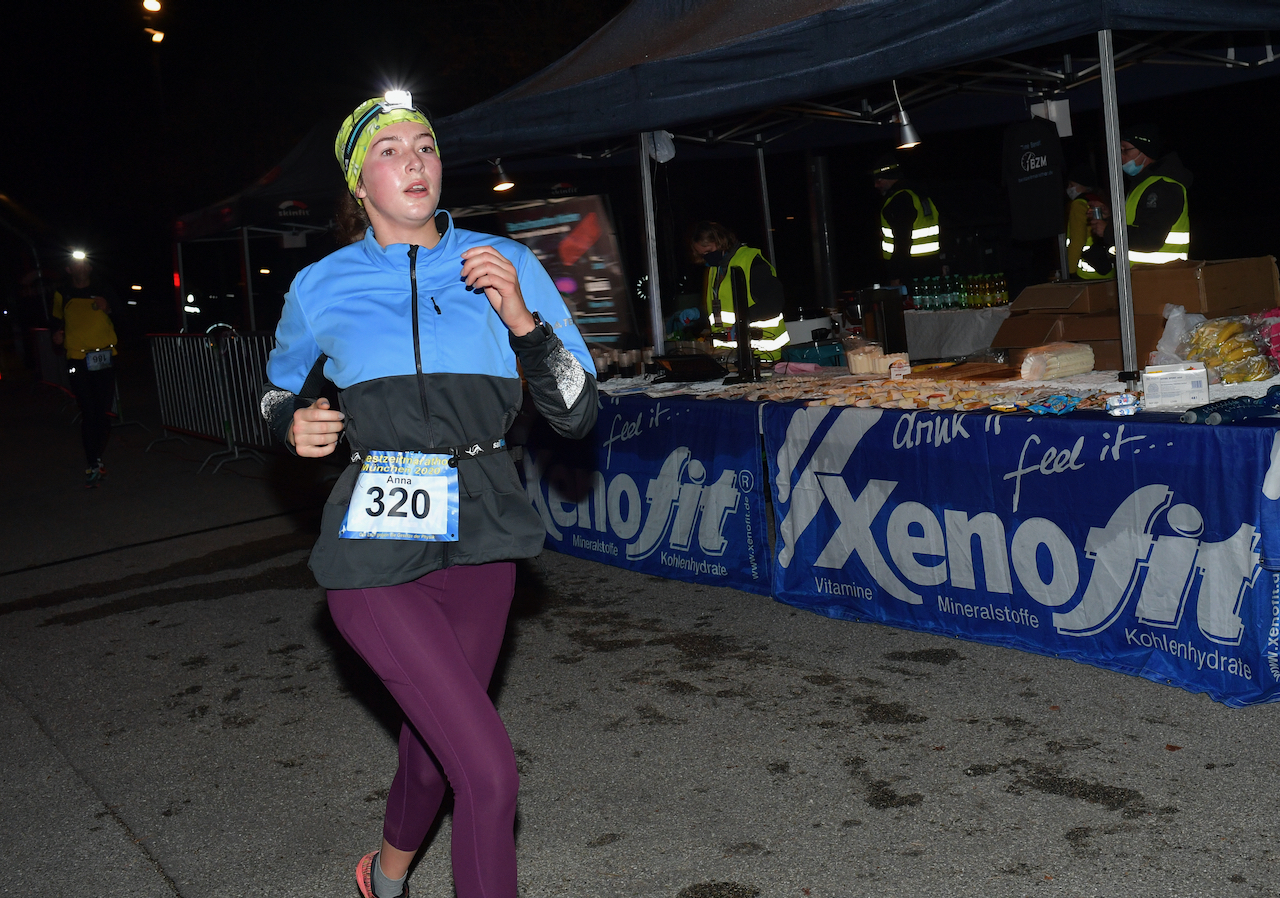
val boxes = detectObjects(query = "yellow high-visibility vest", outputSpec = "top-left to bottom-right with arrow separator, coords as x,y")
1122,174 -> 1191,264
880,188 -> 941,259
703,245 -> 789,360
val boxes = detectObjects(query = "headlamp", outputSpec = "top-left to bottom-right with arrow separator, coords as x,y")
341,89 -> 431,172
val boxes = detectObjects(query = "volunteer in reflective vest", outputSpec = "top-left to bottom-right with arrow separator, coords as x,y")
1065,164 -> 1106,279
1096,123 -> 1192,267
690,220 -> 788,360
871,153 -> 942,284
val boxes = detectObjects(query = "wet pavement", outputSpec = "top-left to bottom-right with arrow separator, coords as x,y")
2,367 -> 1278,898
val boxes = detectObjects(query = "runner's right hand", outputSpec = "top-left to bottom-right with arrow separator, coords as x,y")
289,397 -> 345,457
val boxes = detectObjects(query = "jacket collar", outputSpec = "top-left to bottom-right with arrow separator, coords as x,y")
359,211 -> 456,269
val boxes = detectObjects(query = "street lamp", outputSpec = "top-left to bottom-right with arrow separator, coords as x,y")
145,28 -> 164,42
143,0 -> 161,10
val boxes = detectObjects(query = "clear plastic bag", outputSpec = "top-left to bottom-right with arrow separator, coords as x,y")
1150,303 -> 1205,365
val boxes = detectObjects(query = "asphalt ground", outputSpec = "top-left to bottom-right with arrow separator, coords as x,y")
2,363 -> 1278,898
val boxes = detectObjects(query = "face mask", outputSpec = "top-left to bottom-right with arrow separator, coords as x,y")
702,250 -> 727,267
1122,159 -> 1144,177
1066,185 -> 1083,200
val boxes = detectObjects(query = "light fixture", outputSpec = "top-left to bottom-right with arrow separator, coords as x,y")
131,284 -> 143,291
71,250 -> 87,261
893,80 -> 921,149
184,305 -> 201,314
143,0 -> 161,10
145,28 -> 164,42
258,268 -> 270,275
492,159 -> 514,192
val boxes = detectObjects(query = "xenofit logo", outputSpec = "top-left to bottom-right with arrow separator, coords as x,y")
526,446 -> 743,561
776,407 -> 1261,647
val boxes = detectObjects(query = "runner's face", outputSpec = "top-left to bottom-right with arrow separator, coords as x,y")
356,121 -> 442,233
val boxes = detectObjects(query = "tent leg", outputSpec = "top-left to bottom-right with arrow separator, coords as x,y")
241,226 -> 256,332
176,241 -> 187,332
1098,28 -> 1137,381
639,133 -> 664,356
806,152 -> 837,310
756,134 -> 776,267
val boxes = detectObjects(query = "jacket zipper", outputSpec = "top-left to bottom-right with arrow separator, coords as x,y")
408,246 -> 433,441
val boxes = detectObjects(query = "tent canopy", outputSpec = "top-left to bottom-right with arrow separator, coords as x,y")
437,0 -> 1280,164
175,125 -> 343,241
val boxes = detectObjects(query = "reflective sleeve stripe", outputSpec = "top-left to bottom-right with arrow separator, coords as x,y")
1166,231 -> 1191,245
1130,250 -> 1189,264
714,334 -> 792,351
753,332 -> 791,351
910,242 -> 940,255
713,311 -> 783,328
1078,259 -> 1097,272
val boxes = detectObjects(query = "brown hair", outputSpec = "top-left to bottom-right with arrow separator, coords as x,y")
336,190 -> 370,246
691,220 -> 735,250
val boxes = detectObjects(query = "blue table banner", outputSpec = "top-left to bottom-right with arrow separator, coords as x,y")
525,394 -> 771,594
762,403 -> 1280,707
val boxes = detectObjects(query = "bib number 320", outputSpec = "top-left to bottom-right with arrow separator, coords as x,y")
339,450 -> 459,541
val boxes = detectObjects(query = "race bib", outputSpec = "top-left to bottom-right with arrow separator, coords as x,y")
339,451 -> 459,541
85,349 -> 113,371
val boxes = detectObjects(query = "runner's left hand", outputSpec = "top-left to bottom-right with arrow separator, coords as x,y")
460,246 -> 537,336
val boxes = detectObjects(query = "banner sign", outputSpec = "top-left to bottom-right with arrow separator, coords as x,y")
763,404 -> 1280,707
525,394 -> 771,594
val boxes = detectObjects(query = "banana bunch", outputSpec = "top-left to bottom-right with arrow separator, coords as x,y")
1186,317 -> 1260,370
1221,355 -> 1276,384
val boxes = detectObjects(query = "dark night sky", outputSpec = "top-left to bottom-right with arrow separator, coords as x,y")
4,4 -> 1280,334
1,0 -> 629,322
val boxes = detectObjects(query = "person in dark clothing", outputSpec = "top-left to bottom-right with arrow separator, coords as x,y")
872,153 -> 942,285
51,254 -> 119,487
1091,124 -> 1194,266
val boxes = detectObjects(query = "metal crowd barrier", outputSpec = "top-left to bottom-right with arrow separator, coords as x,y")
148,327 -> 277,473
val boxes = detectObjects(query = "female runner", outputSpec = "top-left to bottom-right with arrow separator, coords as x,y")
260,92 -> 598,898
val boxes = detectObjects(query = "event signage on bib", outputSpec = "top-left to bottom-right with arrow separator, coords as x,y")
524,394 -> 770,594
762,404 -> 1280,706
340,450 -> 459,541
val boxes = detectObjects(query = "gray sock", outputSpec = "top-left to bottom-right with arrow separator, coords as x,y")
372,854 -> 407,898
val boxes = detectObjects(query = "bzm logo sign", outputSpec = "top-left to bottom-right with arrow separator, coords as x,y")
526,447 -> 743,560
777,413 -> 1260,646
1020,151 -> 1049,172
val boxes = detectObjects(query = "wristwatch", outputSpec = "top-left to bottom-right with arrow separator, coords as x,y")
528,311 -> 554,339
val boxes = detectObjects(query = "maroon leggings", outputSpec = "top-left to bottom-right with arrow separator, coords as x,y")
328,562 -> 518,898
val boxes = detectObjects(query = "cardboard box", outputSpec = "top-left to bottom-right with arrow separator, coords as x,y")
1009,281 -> 1118,314
991,311 -> 1166,371
990,313 -> 1064,349
1130,257 -> 1280,316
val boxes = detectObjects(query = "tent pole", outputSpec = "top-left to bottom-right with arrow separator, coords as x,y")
176,241 -> 187,332
639,133 -> 664,356
756,134 -> 776,266
1098,28 -> 1137,382
241,226 -> 257,332
806,152 -> 837,310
